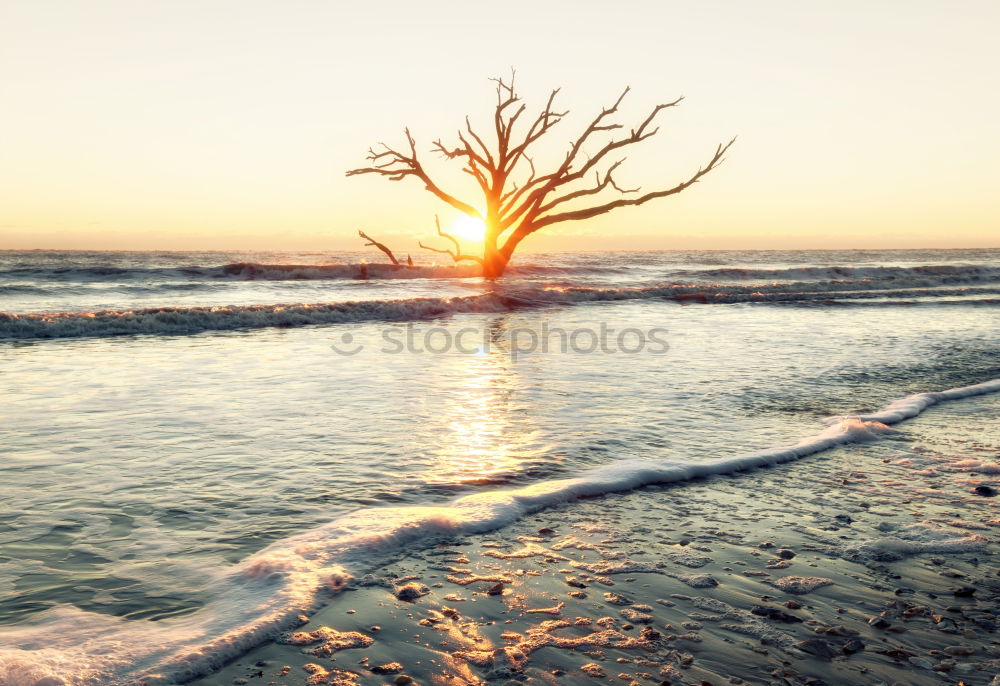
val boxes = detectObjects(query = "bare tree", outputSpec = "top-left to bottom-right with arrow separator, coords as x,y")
347,74 -> 734,278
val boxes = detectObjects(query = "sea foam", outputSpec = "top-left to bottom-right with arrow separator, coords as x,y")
842,522 -> 989,562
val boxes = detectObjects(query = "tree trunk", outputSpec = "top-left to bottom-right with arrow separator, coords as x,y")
482,247 -> 508,278
482,224 -> 509,278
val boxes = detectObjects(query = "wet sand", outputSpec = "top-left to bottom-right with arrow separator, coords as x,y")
191,393 -> 1000,686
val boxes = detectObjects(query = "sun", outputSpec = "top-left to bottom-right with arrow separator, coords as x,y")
450,215 -> 487,242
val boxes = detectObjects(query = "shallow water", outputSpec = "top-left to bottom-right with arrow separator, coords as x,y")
188,389 -> 1000,686
1,249 -> 998,685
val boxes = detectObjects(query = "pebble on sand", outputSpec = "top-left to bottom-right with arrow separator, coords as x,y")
771,576 -> 834,594
677,574 -> 719,588
370,662 -> 404,674
394,582 -> 429,601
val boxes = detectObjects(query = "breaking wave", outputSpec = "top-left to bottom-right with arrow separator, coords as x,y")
671,263 -> 1000,284
0,261 -> 624,284
1,378 -> 997,686
3,282 -> 999,341
4,262 -> 998,285
0,263 -> 481,282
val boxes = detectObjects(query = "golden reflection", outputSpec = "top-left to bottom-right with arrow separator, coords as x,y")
422,317 -> 548,486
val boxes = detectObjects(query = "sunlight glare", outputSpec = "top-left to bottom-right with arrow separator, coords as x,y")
450,215 -> 487,242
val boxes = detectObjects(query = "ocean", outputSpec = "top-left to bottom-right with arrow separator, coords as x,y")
1,248 -> 998,685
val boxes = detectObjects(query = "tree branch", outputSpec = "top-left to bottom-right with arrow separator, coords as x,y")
503,88 -> 567,174
418,216 -> 485,265
536,159 -> 637,214
347,128 -> 483,218
500,155 -> 543,215
500,94 -> 686,231
358,230 -> 401,265
530,137 -> 735,230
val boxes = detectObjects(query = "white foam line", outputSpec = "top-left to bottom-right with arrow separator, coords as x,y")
2,379 -> 999,686
458,378 -> 1000,517
825,378 -> 1000,425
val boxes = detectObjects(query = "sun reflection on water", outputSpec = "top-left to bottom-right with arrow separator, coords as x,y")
423,323 -> 549,487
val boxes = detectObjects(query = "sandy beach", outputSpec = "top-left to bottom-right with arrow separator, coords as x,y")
189,392 -> 1000,686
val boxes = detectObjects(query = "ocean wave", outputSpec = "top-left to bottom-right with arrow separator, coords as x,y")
0,295 -> 507,340
0,282 -> 223,298
0,285 -> 49,295
777,297 -> 1000,308
197,262 -> 486,280
0,261 -> 625,284
671,263 -> 1000,284
3,283 -> 999,340
1,378 -> 997,686
0,263 -> 481,283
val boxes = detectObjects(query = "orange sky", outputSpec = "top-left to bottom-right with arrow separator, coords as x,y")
1,0 -> 998,251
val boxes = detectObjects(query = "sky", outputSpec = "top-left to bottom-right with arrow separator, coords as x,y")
1,0 -> 998,252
